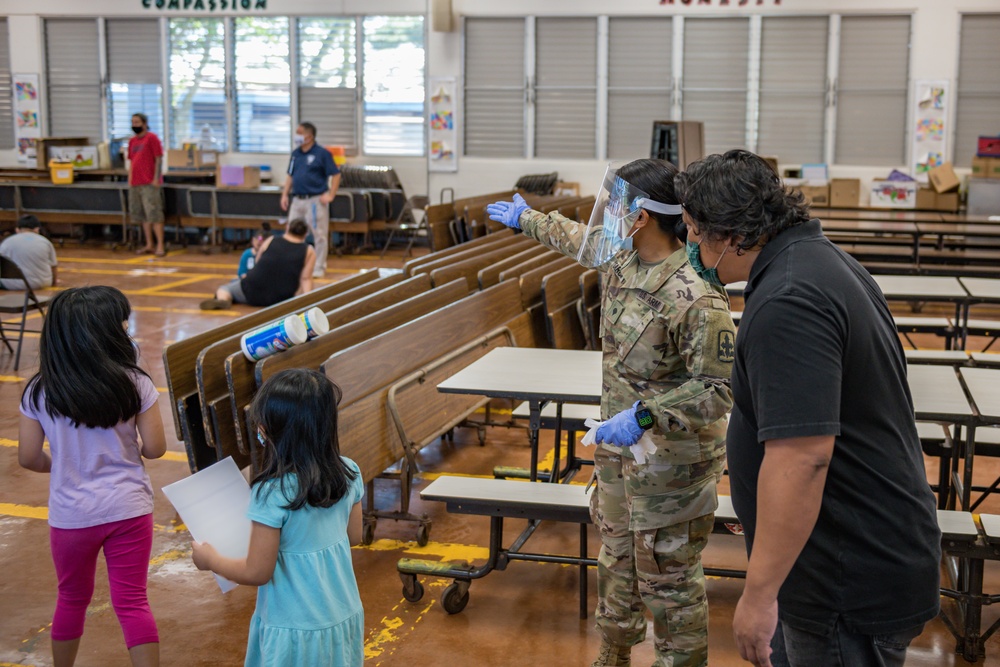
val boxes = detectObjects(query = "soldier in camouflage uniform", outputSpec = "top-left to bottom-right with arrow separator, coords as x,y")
488,159 -> 735,667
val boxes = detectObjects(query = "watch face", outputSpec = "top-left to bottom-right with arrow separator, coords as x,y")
636,409 -> 654,430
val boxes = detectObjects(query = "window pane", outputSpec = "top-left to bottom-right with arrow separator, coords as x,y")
299,18 -> 357,152
109,84 -> 164,139
46,19 -> 102,141
0,19 -> 13,150
235,17 -> 290,153
362,16 -> 425,157
169,18 -> 227,151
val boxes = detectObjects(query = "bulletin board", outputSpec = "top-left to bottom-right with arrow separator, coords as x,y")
13,74 -> 42,164
910,79 -> 949,182
428,77 -> 458,173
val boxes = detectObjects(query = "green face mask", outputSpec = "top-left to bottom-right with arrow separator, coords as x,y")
685,240 -> 726,287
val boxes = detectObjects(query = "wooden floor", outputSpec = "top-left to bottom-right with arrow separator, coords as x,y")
0,245 -> 998,666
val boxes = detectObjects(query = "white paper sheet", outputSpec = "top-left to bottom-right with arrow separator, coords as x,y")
162,457 -> 251,593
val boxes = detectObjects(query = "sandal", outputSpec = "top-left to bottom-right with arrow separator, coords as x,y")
135,247 -> 154,256
199,298 -> 230,311
154,250 -> 166,258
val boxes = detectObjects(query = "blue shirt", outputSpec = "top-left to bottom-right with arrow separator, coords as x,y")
287,144 -> 339,197
238,248 -> 255,278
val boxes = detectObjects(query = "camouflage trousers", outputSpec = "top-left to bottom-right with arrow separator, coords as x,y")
590,447 -> 724,667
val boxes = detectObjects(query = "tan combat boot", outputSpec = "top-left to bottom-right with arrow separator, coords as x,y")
590,641 -> 631,667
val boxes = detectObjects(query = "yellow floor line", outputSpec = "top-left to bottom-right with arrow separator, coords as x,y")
133,276 -> 216,295
0,502 -> 48,520
0,375 -> 25,382
160,451 -> 188,463
60,267 -> 215,279
133,305 -> 239,316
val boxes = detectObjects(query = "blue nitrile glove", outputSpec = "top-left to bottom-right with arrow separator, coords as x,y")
486,193 -> 529,230
595,401 -> 644,448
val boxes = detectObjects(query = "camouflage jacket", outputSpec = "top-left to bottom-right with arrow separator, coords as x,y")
521,210 -> 735,465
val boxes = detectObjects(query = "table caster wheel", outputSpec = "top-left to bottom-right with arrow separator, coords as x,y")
401,574 -> 424,603
361,521 -> 376,545
441,581 -> 470,615
416,523 -> 430,547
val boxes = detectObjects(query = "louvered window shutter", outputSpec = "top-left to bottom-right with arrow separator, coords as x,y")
534,18 -> 597,159
757,17 -> 828,164
0,19 -> 13,150
607,18 -> 672,161
955,14 -> 1000,167
464,18 -> 525,158
106,19 -> 164,139
46,19 -> 102,141
835,16 -> 911,166
298,18 -> 358,154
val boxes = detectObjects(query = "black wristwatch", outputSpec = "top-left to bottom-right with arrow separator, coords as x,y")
634,402 -> 655,430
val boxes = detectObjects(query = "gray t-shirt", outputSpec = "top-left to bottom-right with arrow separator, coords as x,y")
0,232 -> 57,290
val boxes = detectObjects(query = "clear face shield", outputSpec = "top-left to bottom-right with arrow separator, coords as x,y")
576,166 -> 683,269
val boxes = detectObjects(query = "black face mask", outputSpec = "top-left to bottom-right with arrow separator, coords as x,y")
131,125 -> 144,134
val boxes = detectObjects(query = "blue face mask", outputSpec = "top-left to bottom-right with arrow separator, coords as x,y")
686,241 -> 726,287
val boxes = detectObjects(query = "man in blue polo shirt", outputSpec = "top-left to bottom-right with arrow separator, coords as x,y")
280,121 -> 340,278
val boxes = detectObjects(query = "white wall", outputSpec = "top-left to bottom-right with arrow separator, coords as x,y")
1,0 -> 998,202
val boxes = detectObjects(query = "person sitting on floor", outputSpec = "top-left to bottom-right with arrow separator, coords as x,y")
238,222 -> 272,279
201,218 -> 316,311
0,214 -> 58,291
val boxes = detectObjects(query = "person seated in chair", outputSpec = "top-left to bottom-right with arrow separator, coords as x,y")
0,214 -> 58,291
201,219 -> 316,310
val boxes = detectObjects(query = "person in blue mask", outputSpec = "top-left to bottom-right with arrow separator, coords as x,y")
488,159 -> 735,667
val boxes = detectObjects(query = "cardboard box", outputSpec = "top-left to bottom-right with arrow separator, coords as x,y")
217,165 -> 261,189
870,180 -> 918,209
169,148 -> 218,170
35,137 -> 90,170
972,156 -> 1000,179
935,192 -> 960,212
48,145 -> 98,170
830,179 -> 861,208
916,187 -> 937,210
928,162 -> 960,193
799,184 -> 830,207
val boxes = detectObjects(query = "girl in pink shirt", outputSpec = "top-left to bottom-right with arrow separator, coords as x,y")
18,286 -> 167,667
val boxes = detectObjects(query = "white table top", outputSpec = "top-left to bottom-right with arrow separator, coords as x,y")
960,278 -> 1000,301
907,364 -> 974,421
874,275 -> 968,300
421,475 -> 592,509
437,347 -> 602,403
972,353 -> 1000,367
960,367 -> 1000,422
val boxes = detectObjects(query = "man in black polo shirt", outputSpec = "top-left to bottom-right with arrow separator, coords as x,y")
280,121 -> 341,278
674,150 -> 940,667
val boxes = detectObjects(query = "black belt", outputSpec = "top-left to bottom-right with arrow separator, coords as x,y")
292,193 -> 324,199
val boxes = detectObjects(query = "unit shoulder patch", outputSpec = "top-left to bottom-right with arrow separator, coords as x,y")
718,330 -> 736,363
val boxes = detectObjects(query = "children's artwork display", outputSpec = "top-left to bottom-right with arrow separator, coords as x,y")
428,77 -> 457,173
911,80 -> 949,181
12,74 -> 41,164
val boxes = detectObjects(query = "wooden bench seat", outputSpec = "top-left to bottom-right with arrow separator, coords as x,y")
478,245 -> 550,289
542,263 -> 588,349
429,237 -> 536,289
222,274 -> 436,459
163,269 -> 380,471
322,280 -> 538,544
402,227 -> 514,276
196,273 -> 404,468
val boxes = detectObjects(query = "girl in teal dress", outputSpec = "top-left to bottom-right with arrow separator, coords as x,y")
192,369 -> 364,667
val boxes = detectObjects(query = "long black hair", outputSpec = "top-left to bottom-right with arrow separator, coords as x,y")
249,369 -> 357,510
618,158 -> 687,243
24,286 -> 147,429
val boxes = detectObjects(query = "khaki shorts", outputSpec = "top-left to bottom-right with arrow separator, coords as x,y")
129,185 -> 164,224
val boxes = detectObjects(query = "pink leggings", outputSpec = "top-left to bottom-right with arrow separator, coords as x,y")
49,513 -> 159,648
